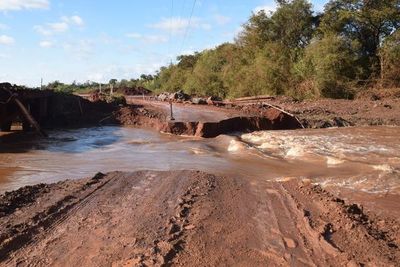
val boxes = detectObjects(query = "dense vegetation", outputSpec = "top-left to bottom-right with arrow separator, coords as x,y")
151,0 -> 400,99
47,0 -> 399,100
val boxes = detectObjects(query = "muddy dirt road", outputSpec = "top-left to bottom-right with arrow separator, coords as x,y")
1,171 -> 399,266
126,97 -> 240,122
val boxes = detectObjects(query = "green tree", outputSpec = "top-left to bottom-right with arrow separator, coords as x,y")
320,0 -> 400,77
379,29 -> 400,86
300,34 -> 358,98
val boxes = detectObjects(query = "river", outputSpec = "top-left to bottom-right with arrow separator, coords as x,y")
0,126 -> 399,197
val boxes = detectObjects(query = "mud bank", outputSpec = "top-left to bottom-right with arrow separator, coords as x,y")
0,171 -> 399,266
116,106 -> 302,138
0,83 -> 120,131
235,94 -> 400,128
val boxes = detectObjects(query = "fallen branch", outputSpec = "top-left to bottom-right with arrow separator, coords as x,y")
14,98 -> 48,137
262,102 -> 305,129
1,88 -> 48,137
98,111 -> 118,125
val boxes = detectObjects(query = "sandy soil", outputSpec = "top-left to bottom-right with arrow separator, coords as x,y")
1,171 -> 399,266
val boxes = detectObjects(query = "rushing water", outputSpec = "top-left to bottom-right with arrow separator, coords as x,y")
0,126 -> 399,194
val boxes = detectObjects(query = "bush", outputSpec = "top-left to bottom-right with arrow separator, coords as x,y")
299,35 -> 358,98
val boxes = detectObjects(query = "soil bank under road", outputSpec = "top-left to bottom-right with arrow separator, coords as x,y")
1,171 -> 399,266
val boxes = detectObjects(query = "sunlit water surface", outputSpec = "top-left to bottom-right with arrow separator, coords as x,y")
0,126 -> 399,194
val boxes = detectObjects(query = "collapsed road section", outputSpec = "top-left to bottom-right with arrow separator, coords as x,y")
1,84 -> 303,138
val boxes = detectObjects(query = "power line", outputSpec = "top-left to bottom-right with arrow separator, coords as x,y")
168,0 -> 174,64
180,0 -> 197,55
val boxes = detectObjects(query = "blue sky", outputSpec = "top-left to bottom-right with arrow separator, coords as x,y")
0,0 -> 328,86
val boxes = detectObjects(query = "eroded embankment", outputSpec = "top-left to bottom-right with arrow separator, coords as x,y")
235,94 -> 400,128
0,83 -> 121,131
116,106 -> 302,138
0,171 -> 399,266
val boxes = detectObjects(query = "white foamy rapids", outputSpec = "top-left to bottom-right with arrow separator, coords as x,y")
227,140 -> 248,152
241,128 -> 400,168
326,156 -> 345,166
242,132 -> 308,159
285,146 -> 305,158
372,164 -> 395,173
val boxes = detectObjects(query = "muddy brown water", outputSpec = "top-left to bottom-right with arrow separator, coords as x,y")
0,126 -> 399,197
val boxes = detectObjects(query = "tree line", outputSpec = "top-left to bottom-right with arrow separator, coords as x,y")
44,75 -> 155,94
149,0 -> 400,99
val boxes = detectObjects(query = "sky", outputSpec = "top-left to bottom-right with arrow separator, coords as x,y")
0,0 -> 328,87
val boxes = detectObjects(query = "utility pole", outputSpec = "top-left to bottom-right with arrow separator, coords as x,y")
40,78 -> 43,90
99,83 -> 102,94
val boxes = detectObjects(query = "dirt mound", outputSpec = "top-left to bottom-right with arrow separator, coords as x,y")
235,96 -> 400,128
356,88 -> 400,101
0,184 -> 50,216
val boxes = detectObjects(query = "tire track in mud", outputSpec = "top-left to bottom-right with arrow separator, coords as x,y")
117,172 -> 217,266
251,181 -> 338,266
1,172 -> 114,263
279,179 -> 400,267
1,171 -> 399,266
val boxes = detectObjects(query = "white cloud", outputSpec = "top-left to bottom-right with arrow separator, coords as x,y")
34,15 -> 84,36
0,53 -> 10,58
0,0 -> 49,11
0,23 -> 9,30
125,33 -> 141,39
63,39 -> 94,60
214,15 -> 231,25
39,40 -> 53,48
0,34 -> 14,45
254,4 -> 276,15
33,25 -> 50,35
149,17 -> 211,34
126,33 -> 168,44
87,63 -> 164,83
48,22 -> 69,32
61,15 -> 84,26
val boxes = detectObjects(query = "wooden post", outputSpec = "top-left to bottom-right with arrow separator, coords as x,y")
77,98 -> 84,115
13,98 -> 48,137
169,101 -> 175,121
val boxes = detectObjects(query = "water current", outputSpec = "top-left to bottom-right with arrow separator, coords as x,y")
0,126 -> 399,195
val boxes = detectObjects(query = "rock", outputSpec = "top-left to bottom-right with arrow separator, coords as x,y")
157,93 -> 169,101
206,96 -> 222,105
92,172 -> 106,181
168,223 -> 181,235
384,104 -> 392,109
184,224 -> 196,230
283,237 -> 297,248
346,260 -> 360,267
176,90 -> 190,101
191,97 -> 207,105
346,204 -> 363,215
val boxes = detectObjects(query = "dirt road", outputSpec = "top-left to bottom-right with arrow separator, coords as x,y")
1,171 -> 399,266
126,98 -> 240,122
